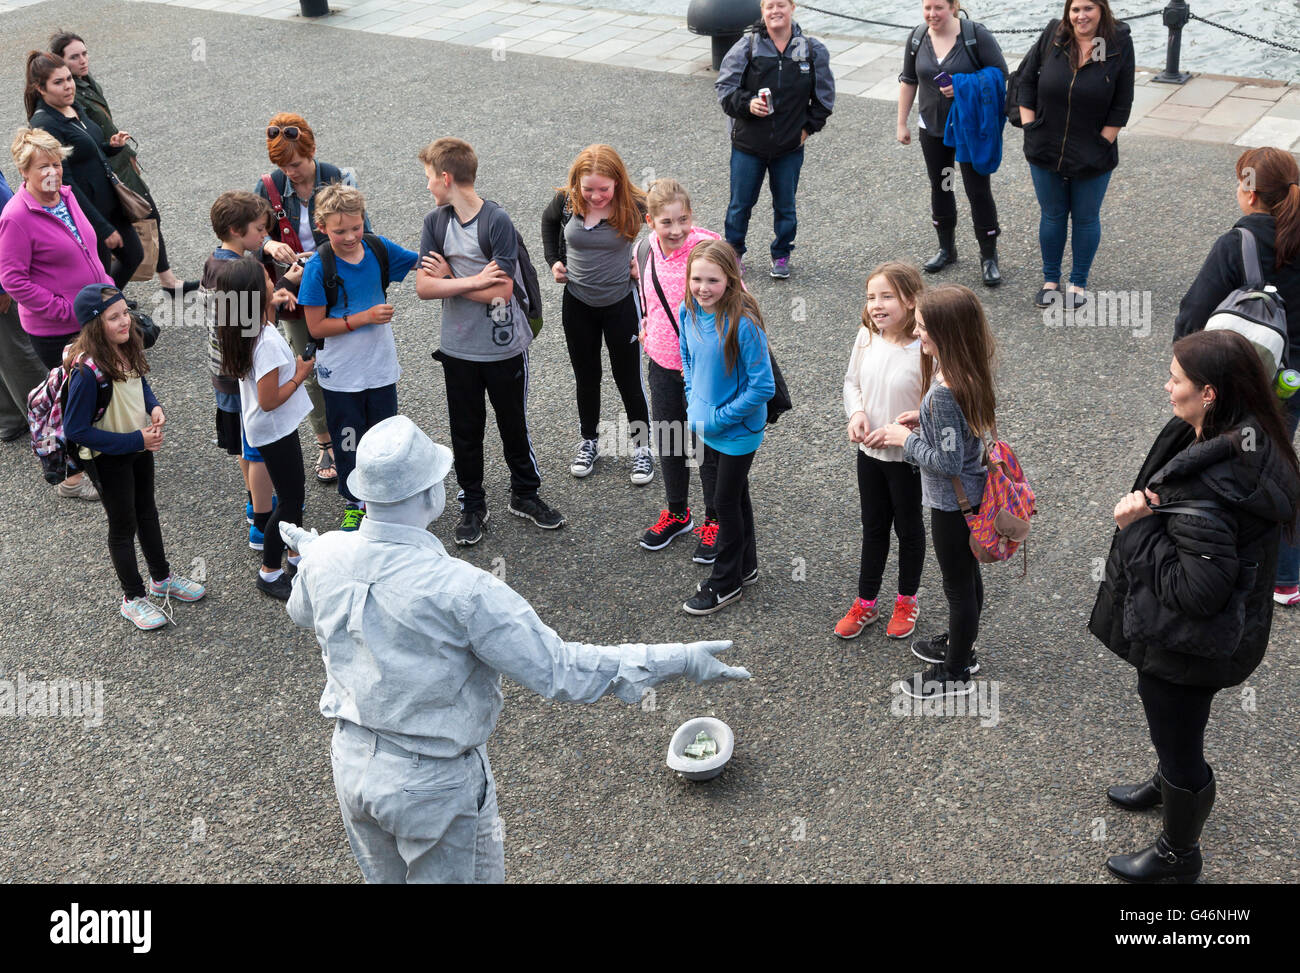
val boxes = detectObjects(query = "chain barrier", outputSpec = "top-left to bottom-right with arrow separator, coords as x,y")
796,4 -> 1295,54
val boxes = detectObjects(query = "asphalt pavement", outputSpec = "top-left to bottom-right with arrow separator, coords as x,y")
0,0 -> 1295,883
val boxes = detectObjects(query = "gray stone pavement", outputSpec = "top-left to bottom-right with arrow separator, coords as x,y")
0,0 -> 1296,883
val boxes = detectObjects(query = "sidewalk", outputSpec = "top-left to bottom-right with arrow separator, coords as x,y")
119,0 -> 1300,152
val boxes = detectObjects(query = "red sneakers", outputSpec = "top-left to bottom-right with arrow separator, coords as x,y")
834,598 -> 879,639
886,595 -> 919,639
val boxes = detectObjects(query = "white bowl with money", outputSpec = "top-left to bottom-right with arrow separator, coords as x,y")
666,717 -> 734,781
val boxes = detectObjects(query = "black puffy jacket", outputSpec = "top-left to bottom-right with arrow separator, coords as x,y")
1090,416 -> 1300,688
1017,21 -> 1135,179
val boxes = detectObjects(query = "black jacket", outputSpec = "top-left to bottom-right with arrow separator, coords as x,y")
28,99 -> 124,239
1018,21 -> 1135,179
1173,213 -> 1300,367
1090,416 -> 1300,688
715,24 -> 835,160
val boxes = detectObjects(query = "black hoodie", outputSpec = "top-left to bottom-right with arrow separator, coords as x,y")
1017,20 -> 1135,179
1090,416 -> 1300,688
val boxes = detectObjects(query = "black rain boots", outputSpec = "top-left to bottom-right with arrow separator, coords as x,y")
1107,770 -> 1163,810
1107,768 -> 1215,884
923,220 -> 957,273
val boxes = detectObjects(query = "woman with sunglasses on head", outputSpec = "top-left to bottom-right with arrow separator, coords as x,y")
24,50 -> 141,289
253,113 -> 365,485
48,29 -> 195,296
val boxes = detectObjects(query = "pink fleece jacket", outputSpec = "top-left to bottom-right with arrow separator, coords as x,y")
0,184 -> 108,337
639,225 -> 721,371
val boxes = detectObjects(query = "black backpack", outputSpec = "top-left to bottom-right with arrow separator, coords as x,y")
1007,19 -> 1058,128
909,17 -> 982,70
312,234 -> 390,349
1204,228 -> 1290,381
427,200 -> 544,337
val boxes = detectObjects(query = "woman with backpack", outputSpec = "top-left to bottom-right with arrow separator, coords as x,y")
875,284 -> 995,699
24,50 -> 143,289
49,30 -> 195,295
679,240 -> 775,616
1090,329 -> 1300,883
0,127 -> 111,501
541,144 -> 653,485
62,284 -> 207,631
1016,0 -> 1135,311
253,112 -> 357,485
896,0 -> 1008,286
1172,147 -> 1300,607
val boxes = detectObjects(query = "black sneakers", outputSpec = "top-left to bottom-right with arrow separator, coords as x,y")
910,632 -> 980,675
900,663 -> 977,700
692,518 -> 719,564
683,583 -> 742,616
641,509 -> 693,550
456,508 -> 489,546
257,572 -> 293,601
508,495 -> 565,529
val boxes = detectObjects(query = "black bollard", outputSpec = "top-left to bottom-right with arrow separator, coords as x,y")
299,0 -> 330,17
687,0 -> 762,71
1152,0 -> 1192,85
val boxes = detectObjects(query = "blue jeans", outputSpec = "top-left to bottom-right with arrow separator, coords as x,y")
725,145 -> 804,261
1278,395 -> 1300,586
321,383 -> 399,503
1028,165 -> 1112,289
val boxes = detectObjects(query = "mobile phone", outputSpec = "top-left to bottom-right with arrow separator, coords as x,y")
302,341 -> 317,361
934,72 -> 952,88
295,254 -> 311,266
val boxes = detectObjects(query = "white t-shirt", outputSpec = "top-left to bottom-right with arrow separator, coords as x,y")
297,203 -> 316,254
842,329 -> 924,462
240,325 -> 312,447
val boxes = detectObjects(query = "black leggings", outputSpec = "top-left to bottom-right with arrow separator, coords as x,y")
256,429 -> 305,570
88,450 -> 169,600
857,451 -> 925,601
930,505 -> 983,672
919,129 -> 1000,251
707,445 -> 757,594
95,215 -> 144,290
1137,672 -> 1216,791
648,358 -> 717,518
28,330 -> 81,370
562,289 -> 649,444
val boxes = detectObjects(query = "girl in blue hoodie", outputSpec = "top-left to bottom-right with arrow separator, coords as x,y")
679,240 -> 775,615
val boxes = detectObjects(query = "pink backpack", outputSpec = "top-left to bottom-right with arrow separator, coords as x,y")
952,435 -> 1037,574
26,354 -> 109,484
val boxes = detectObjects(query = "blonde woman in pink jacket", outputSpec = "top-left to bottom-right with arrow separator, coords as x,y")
635,180 -> 723,563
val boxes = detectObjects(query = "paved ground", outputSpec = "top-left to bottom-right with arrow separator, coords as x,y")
0,0 -> 1296,883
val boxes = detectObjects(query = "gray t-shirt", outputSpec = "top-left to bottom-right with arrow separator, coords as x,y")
421,203 -> 531,362
899,22 -> 1007,135
563,216 -> 635,308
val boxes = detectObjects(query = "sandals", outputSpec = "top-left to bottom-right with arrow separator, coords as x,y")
315,442 -> 338,483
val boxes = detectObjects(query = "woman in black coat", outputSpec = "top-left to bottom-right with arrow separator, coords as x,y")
1016,0 -> 1134,311
24,50 -> 141,288
1173,146 -> 1300,608
1090,329 -> 1300,883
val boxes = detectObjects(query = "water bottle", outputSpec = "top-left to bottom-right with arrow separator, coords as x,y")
1275,369 -> 1300,400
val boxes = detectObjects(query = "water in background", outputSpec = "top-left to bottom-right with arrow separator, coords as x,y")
590,1 -> 1298,83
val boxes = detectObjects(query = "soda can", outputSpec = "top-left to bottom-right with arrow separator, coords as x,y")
1275,368 -> 1300,400
758,87 -> 772,112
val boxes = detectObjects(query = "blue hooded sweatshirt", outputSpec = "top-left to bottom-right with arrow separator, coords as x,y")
944,66 -> 1006,176
679,302 -> 775,456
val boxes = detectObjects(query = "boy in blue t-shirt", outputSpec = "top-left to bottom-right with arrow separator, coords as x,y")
297,184 -> 418,530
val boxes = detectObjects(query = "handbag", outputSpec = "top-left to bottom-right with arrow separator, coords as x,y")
107,167 -> 152,222
131,218 -> 159,281
125,300 -> 159,349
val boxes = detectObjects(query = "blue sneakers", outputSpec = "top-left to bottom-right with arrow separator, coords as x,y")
249,523 -> 265,550
246,496 -> 278,525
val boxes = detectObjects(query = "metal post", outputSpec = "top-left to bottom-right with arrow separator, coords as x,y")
299,0 -> 330,16
1152,0 -> 1192,85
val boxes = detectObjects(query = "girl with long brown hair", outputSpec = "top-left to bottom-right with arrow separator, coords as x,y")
838,262 -> 927,640
679,240 -> 775,615
540,144 -> 652,484
62,285 -> 206,631
1174,146 -> 1300,607
877,284 -> 995,697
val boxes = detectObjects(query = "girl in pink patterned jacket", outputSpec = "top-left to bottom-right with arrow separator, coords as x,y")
636,180 -> 723,564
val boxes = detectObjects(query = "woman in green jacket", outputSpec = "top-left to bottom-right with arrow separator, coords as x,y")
49,30 -> 194,294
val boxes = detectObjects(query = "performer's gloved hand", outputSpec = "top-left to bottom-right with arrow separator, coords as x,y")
681,641 -> 750,684
280,522 -> 320,554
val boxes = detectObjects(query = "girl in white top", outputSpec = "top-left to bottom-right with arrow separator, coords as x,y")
214,256 -> 313,601
836,261 -> 927,641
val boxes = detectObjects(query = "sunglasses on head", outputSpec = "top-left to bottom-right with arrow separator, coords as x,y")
266,125 -> 300,141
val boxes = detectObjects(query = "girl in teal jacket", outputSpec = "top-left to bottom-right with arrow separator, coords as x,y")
679,240 -> 775,615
